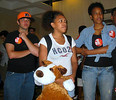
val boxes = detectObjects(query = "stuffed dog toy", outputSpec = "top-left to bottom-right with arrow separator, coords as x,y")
34,60 -> 75,100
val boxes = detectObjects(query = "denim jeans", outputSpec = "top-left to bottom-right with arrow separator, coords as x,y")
4,71 -> 35,100
68,88 -> 75,97
82,65 -> 114,100
112,71 -> 116,100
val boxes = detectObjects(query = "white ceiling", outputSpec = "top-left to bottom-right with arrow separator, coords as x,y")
0,0 -> 52,18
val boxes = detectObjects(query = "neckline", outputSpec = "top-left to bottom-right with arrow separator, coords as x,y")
50,33 -> 66,46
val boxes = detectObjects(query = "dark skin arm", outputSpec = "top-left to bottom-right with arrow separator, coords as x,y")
79,55 -> 86,70
69,46 -> 78,81
19,32 -> 39,57
84,46 -> 108,55
39,44 -> 47,66
6,43 -> 30,59
55,46 -> 78,87
76,46 -> 108,55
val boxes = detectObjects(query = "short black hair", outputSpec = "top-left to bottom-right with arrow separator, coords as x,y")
78,25 -> 86,34
42,11 -> 64,31
88,2 -> 104,15
111,7 -> 116,15
0,30 -> 9,37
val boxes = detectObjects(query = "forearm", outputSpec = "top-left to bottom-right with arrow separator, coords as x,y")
76,47 -> 83,54
6,43 -> 31,59
71,61 -> 78,78
86,46 -> 108,55
23,37 -> 39,57
8,50 -> 30,59
71,47 -> 78,78
39,44 -> 47,66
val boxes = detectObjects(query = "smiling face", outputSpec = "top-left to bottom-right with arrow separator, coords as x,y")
90,7 -> 103,24
51,15 -> 67,34
17,18 -> 31,30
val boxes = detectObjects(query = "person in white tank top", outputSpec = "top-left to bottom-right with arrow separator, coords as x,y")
38,11 -> 78,98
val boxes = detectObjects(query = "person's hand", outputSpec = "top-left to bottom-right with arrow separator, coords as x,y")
68,74 -> 75,83
55,78 -> 65,88
81,48 -> 88,56
19,32 -> 28,41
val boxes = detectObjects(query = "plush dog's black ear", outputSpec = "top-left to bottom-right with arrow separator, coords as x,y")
57,67 -> 67,75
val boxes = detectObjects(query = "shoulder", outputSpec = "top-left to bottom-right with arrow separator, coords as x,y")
64,34 -> 72,42
78,26 -> 92,36
38,36 -> 47,47
104,25 -> 116,35
83,26 -> 93,32
6,30 -> 19,40
43,34 -> 51,40
28,33 -> 39,42
102,24 -> 116,39
106,25 -> 116,30
42,34 -> 52,43
5,30 -> 19,43
7,30 -> 18,36
64,34 -> 76,48
65,34 -> 72,40
28,33 -> 38,38
77,27 -> 92,38
10,30 -> 19,34
103,22 -> 115,30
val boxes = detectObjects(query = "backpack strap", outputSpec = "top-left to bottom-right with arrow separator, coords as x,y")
44,35 -> 72,55
44,35 -> 52,55
66,35 -> 72,47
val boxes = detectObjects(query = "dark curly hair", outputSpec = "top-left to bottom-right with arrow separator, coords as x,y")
111,7 -> 116,15
88,2 -> 104,15
42,11 -> 64,31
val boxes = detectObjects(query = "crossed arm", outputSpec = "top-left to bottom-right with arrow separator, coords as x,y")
6,43 -> 30,59
6,33 -> 39,59
76,46 -> 108,55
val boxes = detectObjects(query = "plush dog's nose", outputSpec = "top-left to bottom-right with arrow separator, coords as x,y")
36,70 -> 44,77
